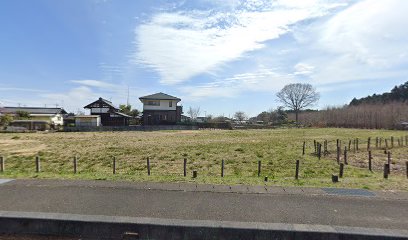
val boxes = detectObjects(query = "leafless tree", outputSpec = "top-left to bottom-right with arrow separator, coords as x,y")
187,107 -> 200,120
234,111 -> 247,121
277,83 -> 320,123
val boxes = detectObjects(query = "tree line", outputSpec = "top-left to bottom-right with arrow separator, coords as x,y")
350,81 -> 408,106
289,102 -> 408,129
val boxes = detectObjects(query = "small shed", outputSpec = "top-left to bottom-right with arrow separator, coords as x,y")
75,115 -> 101,127
9,120 -> 50,131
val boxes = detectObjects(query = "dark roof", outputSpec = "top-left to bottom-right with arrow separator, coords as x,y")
0,107 -> 67,115
139,92 -> 181,101
84,97 -> 118,110
113,112 -> 132,118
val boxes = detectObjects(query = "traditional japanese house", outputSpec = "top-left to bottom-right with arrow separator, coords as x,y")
84,98 -> 131,126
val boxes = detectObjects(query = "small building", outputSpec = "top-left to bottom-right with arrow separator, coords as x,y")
0,107 -> 66,126
84,97 -> 131,126
139,92 -> 182,125
74,115 -> 101,127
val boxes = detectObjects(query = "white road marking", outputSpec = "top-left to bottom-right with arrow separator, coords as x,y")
0,179 -> 14,185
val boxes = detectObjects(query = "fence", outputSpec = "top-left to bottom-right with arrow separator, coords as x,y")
1,135 -> 408,182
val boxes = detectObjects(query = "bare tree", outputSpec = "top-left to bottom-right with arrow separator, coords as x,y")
234,111 -> 247,122
276,83 -> 319,123
187,107 -> 200,120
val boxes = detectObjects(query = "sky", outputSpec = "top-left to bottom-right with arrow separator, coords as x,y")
0,0 -> 408,117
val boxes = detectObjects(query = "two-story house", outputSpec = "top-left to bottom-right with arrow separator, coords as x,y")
139,92 -> 182,125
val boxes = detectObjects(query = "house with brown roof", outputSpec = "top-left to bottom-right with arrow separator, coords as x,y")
139,92 -> 182,125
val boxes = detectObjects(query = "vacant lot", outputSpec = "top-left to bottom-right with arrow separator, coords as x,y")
0,128 -> 407,190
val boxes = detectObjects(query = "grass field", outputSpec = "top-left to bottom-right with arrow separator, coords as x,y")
0,128 -> 407,190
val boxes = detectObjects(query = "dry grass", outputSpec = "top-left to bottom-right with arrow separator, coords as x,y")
0,128 -> 407,190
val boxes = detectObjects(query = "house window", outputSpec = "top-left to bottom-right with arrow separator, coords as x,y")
146,100 -> 160,106
169,101 -> 173,107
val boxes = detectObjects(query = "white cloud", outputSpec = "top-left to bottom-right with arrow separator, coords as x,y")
134,0 -> 346,85
293,63 -> 315,76
70,80 -> 118,89
179,67 -> 295,100
319,0 -> 408,68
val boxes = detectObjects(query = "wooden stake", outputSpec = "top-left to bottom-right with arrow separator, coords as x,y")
344,147 -> 348,165
332,174 -> 339,183
221,159 -> 224,177
405,161 -> 408,178
387,152 -> 391,174
367,137 -> 371,151
336,146 -> 340,164
73,156 -> 77,174
384,164 -> 389,179
258,160 -> 261,177
368,151 -> 372,171
35,156 -> 40,173
193,170 -> 197,178
295,160 -> 300,180
183,158 -> 187,177
406,161 -> 408,179
113,156 -> 116,174
0,156 -> 4,172
302,141 -> 305,155
356,138 -> 359,151
314,140 -> 317,154
339,163 -> 344,178
147,157 -> 150,176
391,136 -> 394,148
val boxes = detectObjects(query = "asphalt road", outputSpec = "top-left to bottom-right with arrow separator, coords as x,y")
0,179 -> 407,230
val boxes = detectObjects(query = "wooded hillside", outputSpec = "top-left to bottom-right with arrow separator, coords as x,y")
350,81 -> 408,105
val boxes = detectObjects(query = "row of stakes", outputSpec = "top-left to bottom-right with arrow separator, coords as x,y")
1,154 -> 407,182
303,137 -> 408,182
306,136 -> 408,157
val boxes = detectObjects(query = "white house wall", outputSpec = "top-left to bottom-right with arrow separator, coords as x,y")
91,108 -> 110,114
75,117 -> 100,127
143,100 -> 177,111
50,114 -> 64,125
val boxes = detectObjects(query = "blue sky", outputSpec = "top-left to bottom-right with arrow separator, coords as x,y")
1,0 -> 408,117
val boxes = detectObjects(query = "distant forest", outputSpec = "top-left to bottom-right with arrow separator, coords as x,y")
287,81 -> 408,129
350,81 -> 408,106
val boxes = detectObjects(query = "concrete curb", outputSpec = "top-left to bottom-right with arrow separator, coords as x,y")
0,211 -> 407,240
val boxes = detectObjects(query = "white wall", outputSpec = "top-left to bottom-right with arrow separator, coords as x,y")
30,113 -> 64,126
91,108 -> 110,114
143,100 -> 177,111
75,117 -> 101,127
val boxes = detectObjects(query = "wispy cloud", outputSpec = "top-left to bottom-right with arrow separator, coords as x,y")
293,63 -> 314,76
71,79 -> 119,89
134,0 -> 347,85
0,87 -> 47,93
180,67 -> 294,100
